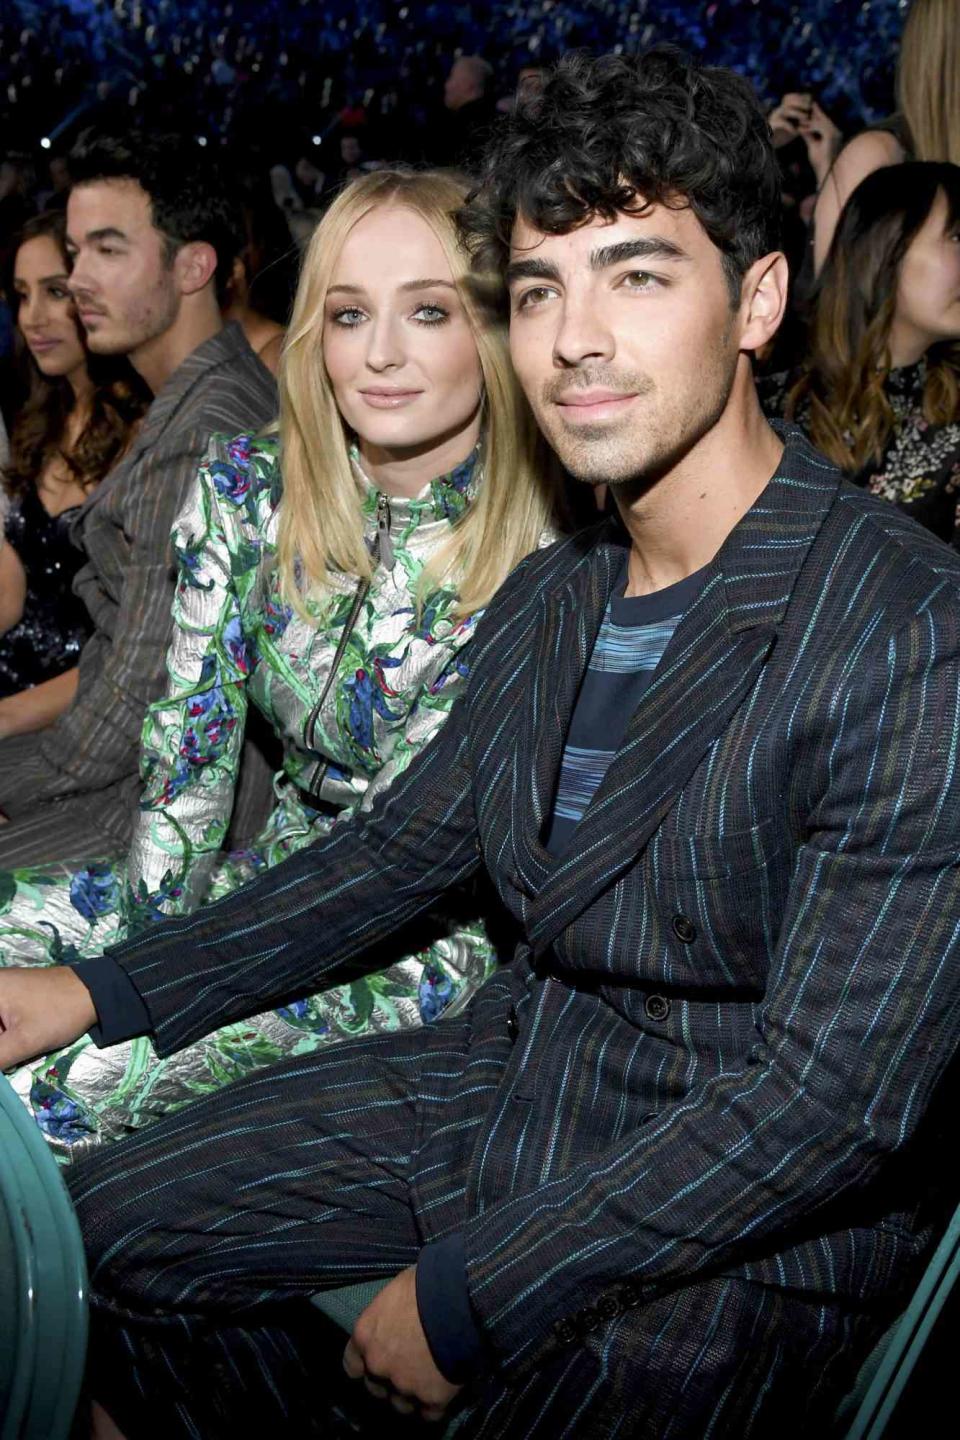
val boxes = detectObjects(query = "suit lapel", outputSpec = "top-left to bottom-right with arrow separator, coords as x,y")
511,532 -> 626,898
524,427 -> 842,954
526,574 -> 775,952
72,323 -> 246,528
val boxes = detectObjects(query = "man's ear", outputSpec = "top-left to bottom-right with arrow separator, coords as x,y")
737,251 -> 789,354
174,240 -> 219,297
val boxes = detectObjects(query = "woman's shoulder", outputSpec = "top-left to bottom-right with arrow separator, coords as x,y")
833,126 -> 907,182
200,430 -> 283,512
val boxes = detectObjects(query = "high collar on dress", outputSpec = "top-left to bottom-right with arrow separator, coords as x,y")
350,444 -> 482,526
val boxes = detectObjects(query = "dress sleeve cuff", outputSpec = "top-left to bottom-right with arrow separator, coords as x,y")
70,955 -> 152,1047
415,1232 -> 484,1385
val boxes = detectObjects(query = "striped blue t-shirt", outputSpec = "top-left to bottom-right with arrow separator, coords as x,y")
545,560 -> 708,856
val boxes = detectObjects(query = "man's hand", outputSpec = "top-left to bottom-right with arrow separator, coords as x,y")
0,966 -> 97,1069
343,1265 -> 463,1421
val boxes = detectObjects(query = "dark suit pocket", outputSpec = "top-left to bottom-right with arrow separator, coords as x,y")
654,816 -> 782,880
647,818 -> 789,991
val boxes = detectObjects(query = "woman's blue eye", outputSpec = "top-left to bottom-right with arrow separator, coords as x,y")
413,304 -> 449,325
332,307 -> 366,326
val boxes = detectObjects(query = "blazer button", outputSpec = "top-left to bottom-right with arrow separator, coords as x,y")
506,1008 -> 519,1041
671,913 -> 697,944
645,994 -> 671,1022
596,1294 -> 621,1321
578,1305 -> 600,1334
619,1280 -> 643,1309
554,1317 -> 578,1345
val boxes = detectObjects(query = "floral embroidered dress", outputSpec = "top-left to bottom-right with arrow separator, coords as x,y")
0,432 -> 496,1158
759,360 -> 960,546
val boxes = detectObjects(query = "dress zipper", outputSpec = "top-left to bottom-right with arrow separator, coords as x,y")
376,493 -> 395,570
303,492 -> 394,790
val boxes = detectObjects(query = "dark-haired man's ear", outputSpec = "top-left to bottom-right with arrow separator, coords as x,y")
737,251 -> 789,354
174,240 -> 219,297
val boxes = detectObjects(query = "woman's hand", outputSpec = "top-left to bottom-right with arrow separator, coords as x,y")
768,93 -> 814,148
799,101 -> 843,187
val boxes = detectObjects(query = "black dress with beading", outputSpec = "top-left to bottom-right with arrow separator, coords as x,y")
759,361 -> 960,548
0,483 -> 92,697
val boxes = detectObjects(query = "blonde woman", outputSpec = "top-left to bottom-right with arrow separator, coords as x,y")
0,168 -> 556,1157
812,0 -> 960,273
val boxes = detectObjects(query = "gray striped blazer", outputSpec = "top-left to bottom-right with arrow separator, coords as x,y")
0,323 -> 276,855
105,425 -> 960,1397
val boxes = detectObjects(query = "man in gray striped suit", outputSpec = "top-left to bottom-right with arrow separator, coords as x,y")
0,133 -> 276,867
2,49 -> 959,1440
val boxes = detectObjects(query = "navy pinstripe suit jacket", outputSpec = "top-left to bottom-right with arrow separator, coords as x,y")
106,427 -> 960,1384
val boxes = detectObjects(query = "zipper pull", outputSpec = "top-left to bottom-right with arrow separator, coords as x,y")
376,494 -> 395,570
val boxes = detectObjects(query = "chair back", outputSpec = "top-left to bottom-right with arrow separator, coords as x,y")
841,1197 -> 960,1439
0,1073 -> 88,1440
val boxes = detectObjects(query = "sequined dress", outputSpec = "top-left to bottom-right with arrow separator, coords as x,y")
0,432 -> 506,1158
0,483 -> 92,697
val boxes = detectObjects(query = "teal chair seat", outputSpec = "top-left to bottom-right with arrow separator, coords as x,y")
0,1073 -> 88,1440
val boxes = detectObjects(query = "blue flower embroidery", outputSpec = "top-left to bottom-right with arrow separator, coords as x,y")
345,667 -> 399,751
32,1085 -> 93,1146
227,435 -> 253,467
69,864 -> 121,920
209,459 -> 251,506
418,963 -> 456,1023
223,615 -> 249,675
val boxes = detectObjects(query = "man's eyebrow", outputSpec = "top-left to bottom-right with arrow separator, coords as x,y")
590,237 -> 689,268
67,227 -> 131,248
505,256 -> 562,287
505,239 -> 688,288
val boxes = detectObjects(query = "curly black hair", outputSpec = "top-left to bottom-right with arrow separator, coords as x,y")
69,130 -> 243,306
460,46 -> 782,305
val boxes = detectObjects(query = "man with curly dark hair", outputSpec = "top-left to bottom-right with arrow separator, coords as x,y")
461,46 -> 787,513
4,47 -> 960,1440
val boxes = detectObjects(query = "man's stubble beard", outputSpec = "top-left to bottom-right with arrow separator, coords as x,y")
540,331 -> 740,491
85,278 -> 181,359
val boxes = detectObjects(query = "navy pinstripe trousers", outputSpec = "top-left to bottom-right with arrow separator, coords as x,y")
70,978 -> 876,1440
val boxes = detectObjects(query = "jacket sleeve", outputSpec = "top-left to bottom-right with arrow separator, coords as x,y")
458,597 -> 960,1377
35,430 -> 216,795
106,685 -> 481,1055
99,545 -> 545,1054
123,454 -> 252,928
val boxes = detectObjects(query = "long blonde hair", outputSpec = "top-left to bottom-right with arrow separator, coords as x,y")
277,168 -> 551,620
898,0 -> 960,165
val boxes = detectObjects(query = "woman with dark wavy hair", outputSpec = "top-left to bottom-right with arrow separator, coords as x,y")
763,161 -> 960,545
0,211 -> 149,730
